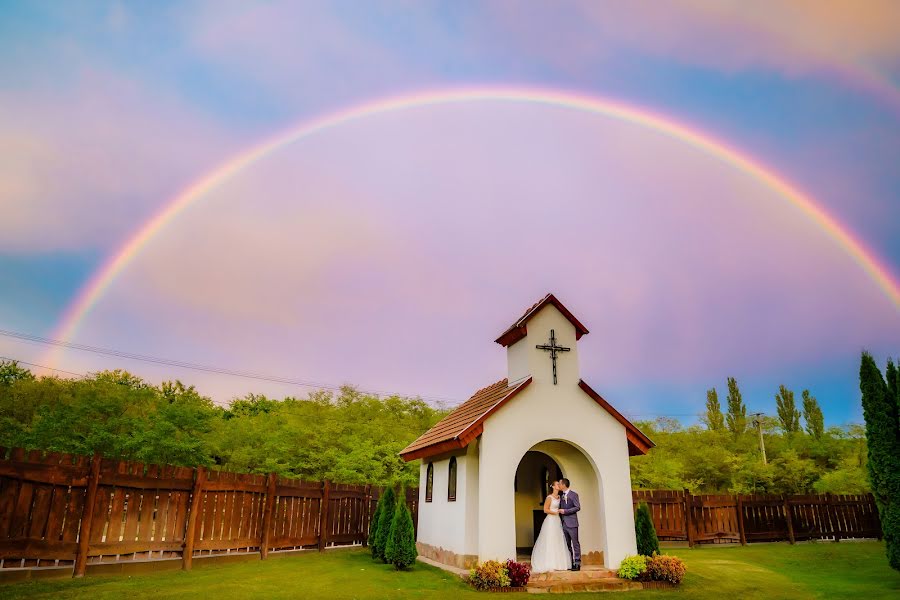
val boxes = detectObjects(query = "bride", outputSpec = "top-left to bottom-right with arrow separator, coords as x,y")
530,480 -> 572,573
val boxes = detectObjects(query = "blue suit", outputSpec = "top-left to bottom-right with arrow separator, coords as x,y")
559,490 -> 581,566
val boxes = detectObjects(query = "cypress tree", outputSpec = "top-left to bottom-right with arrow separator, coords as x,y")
384,497 -> 418,570
801,390 -> 824,440
634,502 -> 660,556
775,385 -> 801,434
859,352 -> 900,571
372,486 -> 397,562
368,491 -> 385,558
704,388 -> 725,431
725,377 -> 747,436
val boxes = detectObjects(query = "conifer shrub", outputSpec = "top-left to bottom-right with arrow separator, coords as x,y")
384,499 -> 417,570
372,486 -> 396,561
367,492 -> 384,558
635,502 -> 660,556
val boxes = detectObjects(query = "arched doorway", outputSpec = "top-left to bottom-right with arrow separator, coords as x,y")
511,440 -> 606,565
513,451 -> 563,552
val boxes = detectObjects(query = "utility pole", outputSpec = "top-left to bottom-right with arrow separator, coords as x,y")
750,412 -> 767,464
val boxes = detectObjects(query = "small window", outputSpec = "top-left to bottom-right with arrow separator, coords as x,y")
425,463 -> 434,502
542,466 -> 551,498
448,457 -> 458,502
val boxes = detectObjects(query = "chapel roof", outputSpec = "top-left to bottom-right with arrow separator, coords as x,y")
494,293 -> 590,347
399,377 -> 533,461
399,376 -> 654,462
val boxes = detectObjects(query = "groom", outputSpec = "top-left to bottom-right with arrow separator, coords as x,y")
556,478 -> 581,571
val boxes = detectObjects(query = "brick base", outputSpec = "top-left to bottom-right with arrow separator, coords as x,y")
416,542 -> 478,569
582,550 -> 604,566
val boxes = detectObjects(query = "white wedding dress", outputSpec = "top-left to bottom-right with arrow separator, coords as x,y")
530,497 -> 572,573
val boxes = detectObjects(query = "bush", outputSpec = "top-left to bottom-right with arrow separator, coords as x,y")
469,560 -> 511,590
635,502 -> 660,556
384,499 -> 417,570
372,486 -> 396,561
617,554 -> 648,580
645,554 -> 686,584
367,493 -> 384,558
504,559 -> 531,587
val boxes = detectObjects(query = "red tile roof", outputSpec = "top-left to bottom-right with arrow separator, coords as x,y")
495,293 -> 590,347
399,378 -> 532,461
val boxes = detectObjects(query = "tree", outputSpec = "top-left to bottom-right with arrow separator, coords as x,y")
725,377 -> 747,436
0,360 -> 34,386
634,502 -> 660,556
801,390 -> 824,440
704,388 -> 725,431
859,352 -> 900,571
775,385 -> 801,434
384,495 -> 417,569
368,490 -> 385,558
372,486 -> 397,561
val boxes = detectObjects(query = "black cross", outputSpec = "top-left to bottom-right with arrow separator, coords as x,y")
536,329 -> 570,385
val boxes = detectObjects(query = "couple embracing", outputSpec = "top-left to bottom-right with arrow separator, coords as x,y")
531,478 -> 581,573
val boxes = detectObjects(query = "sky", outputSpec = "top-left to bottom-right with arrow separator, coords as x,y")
1,0 -> 899,425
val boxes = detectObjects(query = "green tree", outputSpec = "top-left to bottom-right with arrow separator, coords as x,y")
775,385 -> 801,434
704,388 -> 724,431
725,377 -> 747,436
384,495 -> 417,569
634,502 -> 660,556
368,491 -> 385,558
802,390 -> 824,440
859,352 -> 900,571
372,486 -> 397,561
0,360 -> 34,385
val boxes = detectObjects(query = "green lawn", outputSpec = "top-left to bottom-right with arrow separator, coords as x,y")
1,542 -> 898,599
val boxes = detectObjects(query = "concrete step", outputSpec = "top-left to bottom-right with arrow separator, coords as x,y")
530,567 -> 617,582
526,578 -> 642,593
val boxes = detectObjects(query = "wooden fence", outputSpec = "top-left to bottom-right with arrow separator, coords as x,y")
0,447 -> 417,574
633,489 -> 882,546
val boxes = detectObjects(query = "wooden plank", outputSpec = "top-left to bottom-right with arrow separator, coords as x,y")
0,462 -> 88,487
43,486 -> 69,543
737,495 -> 746,545
182,467 -> 206,570
202,480 -> 267,493
27,484 -> 53,539
684,491 -> 694,547
194,537 -> 264,551
0,538 -> 79,560
274,485 -> 322,499
269,535 -> 318,549
782,495 -> 795,544
99,472 -> 193,491
317,481 -> 330,551
88,540 -> 184,555
73,453 -> 101,577
260,473 -> 276,559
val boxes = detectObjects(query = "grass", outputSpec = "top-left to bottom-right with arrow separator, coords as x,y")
0,542 -> 898,599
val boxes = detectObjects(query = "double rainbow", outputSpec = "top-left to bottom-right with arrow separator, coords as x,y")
45,86 -> 900,366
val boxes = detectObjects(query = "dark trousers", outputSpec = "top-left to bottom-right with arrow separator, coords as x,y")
562,525 -> 581,565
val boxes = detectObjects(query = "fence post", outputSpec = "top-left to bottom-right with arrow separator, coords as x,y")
182,466 -> 206,570
782,494 -> 795,544
318,480 -> 331,552
362,484 -> 372,547
869,493 -> 883,540
73,452 -> 102,578
826,493 -> 841,542
259,473 -> 277,559
683,489 -> 694,548
736,495 -> 747,546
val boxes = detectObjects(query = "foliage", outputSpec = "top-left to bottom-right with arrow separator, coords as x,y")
635,502 -> 660,556
0,361 -> 446,486
775,385 -> 801,434
616,554 -> 648,580
368,491 -> 385,558
859,352 -> 900,572
725,377 -> 746,436
373,487 -> 397,562
645,554 -> 686,584
384,497 -> 417,570
802,390 -> 824,440
468,560 -> 511,590
703,387 -> 724,431
504,559 -> 531,587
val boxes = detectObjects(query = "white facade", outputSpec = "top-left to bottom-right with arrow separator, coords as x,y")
412,301 -> 641,569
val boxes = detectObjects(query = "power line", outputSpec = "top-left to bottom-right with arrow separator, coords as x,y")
0,356 -> 84,378
0,328 -> 459,405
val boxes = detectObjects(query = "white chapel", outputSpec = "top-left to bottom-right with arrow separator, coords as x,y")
400,294 -> 654,569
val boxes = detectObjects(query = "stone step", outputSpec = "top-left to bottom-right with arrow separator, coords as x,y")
526,578 -> 643,593
530,568 -> 617,582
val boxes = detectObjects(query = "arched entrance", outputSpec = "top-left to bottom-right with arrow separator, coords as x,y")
511,440 -> 606,565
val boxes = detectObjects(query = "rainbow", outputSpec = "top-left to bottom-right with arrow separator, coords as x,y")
46,86 -> 900,366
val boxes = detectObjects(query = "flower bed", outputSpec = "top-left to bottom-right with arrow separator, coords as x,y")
617,552 -> 686,586
469,559 -> 531,592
